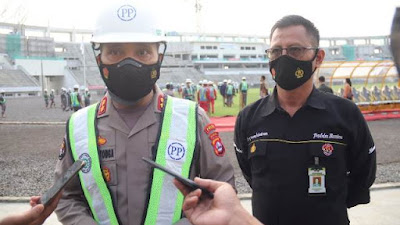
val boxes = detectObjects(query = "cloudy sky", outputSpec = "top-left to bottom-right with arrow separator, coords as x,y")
1,0 -> 399,37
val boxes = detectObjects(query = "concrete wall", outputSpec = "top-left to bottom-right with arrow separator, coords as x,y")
14,59 -> 67,76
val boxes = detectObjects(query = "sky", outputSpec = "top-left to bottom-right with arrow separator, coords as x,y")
1,0 -> 399,38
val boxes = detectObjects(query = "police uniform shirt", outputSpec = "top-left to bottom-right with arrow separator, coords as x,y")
55,85 -> 235,225
234,87 -> 376,225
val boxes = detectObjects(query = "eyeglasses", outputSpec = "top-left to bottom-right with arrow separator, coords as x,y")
265,47 -> 318,60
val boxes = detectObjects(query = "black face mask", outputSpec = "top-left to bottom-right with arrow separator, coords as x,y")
269,53 -> 318,90
99,57 -> 161,102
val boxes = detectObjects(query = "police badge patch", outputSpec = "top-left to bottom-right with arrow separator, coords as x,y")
322,143 -> 334,156
79,153 -> 92,173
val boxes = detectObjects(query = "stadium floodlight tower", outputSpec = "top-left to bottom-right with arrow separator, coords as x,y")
195,0 -> 203,33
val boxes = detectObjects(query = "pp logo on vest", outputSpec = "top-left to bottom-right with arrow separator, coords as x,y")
167,142 -> 186,161
117,5 -> 136,21
79,153 -> 92,173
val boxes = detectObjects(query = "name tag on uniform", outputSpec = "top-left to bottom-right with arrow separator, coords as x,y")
308,166 -> 326,195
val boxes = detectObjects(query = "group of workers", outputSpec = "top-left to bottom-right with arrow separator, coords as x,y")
166,75 -> 251,114
2,1 -> 399,225
42,85 -> 91,112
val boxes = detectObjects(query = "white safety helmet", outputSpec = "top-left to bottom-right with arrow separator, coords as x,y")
85,88 -> 89,92
44,89 -> 47,92
74,85 -> 79,89
185,79 -> 192,83
242,77 -> 246,80
91,0 -> 166,44
51,89 -> 55,92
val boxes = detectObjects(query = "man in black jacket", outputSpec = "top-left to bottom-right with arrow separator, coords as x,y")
317,75 -> 333,94
234,15 -> 376,225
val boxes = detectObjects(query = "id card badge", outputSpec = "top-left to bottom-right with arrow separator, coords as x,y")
308,157 -> 326,196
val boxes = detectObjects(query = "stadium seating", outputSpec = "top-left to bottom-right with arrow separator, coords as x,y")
0,69 -> 39,87
371,86 -> 383,101
360,87 -> 372,102
382,85 -> 393,101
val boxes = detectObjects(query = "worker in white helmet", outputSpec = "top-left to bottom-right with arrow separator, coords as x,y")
83,88 -> 91,107
60,88 -> 68,111
70,85 -> 83,111
54,1 -> 234,224
0,90 -> 6,118
49,89 -> 56,108
239,76 -> 248,109
198,79 -> 211,114
43,89 -> 49,109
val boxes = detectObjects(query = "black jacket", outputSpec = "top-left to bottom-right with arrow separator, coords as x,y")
234,87 -> 376,225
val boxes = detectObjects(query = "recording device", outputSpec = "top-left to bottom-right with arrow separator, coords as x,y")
39,160 -> 86,205
142,157 -> 214,199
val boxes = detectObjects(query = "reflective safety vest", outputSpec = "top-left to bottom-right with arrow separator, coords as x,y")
71,92 -> 80,107
68,96 -> 197,225
226,85 -> 234,95
209,87 -> 215,99
199,87 -> 207,101
183,86 -> 193,99
241,81 -> 248,91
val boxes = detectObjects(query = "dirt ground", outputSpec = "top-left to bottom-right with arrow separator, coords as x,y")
0,97 -> 399,196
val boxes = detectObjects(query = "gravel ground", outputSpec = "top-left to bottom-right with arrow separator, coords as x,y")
0,96 -> 399,196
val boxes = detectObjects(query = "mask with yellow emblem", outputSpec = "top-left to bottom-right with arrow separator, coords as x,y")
99,57 -> 161,102
269,53 -> 318,90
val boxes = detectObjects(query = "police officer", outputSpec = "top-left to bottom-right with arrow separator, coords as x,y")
234,15 -> 376,225
54,1 -> 234,224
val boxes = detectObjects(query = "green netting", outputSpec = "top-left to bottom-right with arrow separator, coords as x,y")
6,34 -> 21,58
342,45 -> 356,61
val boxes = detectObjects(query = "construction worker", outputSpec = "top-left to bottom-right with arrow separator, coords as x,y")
182,79 -> 195,101
49,89 -> 56,108
208,81 -> 217,114
60,88 -> 68,111
70,85 -> 83,112
197,79 -> 210,113
84,88 -> 91,107
226,80 -> 234,107
0,90 -> 6,118
220,79 -> 228,106
66,88 -> 72,111
239,77 -> 248,109
43,89 -> 49,109
54,1 -> 234,224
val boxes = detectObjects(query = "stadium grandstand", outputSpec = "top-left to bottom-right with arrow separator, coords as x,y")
0,21 -> 397,105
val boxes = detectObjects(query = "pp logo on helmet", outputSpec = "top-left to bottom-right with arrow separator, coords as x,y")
117,5 -> 136,21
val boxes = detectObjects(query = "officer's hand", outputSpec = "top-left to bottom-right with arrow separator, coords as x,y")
0,192 -> 62,225
173,177 -> 263,225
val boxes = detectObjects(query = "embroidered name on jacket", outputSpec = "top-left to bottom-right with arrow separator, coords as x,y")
247,132 -> 269,142
313,133 -> 343,140
99,149 -> 114,160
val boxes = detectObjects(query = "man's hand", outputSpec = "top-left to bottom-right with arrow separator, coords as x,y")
0,192 -> 62,225
173,177 -> 263,225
